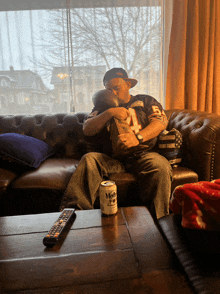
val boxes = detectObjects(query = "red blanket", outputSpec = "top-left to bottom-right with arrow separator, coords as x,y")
170,179 -> 220,230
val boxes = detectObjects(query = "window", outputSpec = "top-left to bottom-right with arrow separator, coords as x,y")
17,92 -> 25,104
9,94 -> 14,103
0,0 -> 165,115
32,81 -> 37,90
1,78 -> 9,87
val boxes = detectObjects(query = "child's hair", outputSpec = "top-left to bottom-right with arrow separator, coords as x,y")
92,89 -> 119,113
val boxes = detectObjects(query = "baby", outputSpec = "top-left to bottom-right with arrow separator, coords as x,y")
92,89 -> 120,112
91,89 -> 133,157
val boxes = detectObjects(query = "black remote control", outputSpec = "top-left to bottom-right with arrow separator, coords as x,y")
43,208 -> 76,247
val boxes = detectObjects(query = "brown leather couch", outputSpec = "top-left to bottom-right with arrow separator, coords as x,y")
0,109 -> 220,216
157,213 -> 220,294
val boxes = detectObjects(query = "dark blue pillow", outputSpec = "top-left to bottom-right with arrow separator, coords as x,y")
0,133 -> 54,168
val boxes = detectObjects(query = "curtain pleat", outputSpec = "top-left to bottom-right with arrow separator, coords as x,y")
166,0 -> 220,114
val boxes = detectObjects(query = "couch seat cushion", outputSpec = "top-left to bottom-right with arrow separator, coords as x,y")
171,166 -> 198,193
0,168 -> 18,195
12,158 -> 79,191
108,172 -> 138,206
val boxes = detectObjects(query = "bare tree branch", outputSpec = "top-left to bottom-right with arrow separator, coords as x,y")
29,7 -> 162,85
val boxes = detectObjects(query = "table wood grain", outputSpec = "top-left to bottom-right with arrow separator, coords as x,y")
0,207 -> 194,294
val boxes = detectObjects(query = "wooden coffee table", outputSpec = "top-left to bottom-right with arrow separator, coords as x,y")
0,207 -> 193,293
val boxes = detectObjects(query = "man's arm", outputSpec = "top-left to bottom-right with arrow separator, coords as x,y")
139,119 -> 166,142
117,120 -> 167,149
83,107 -> 130,136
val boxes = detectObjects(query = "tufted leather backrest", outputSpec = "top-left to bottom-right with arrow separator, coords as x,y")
0,113 -> 91,160
165,109 -> 220,182
0,110 -> 220,182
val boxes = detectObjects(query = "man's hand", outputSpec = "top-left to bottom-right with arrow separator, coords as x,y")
117,133 -> 139,149
108,107 -> 130,121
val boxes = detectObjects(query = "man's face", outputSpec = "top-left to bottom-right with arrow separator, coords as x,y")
105,78 -> 131,105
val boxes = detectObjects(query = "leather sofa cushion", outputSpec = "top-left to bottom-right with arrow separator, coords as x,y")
110,166 -> 199,195
12,161 -> 198,196
108,173 -> 139,205
171,166 -> 198,193
0,168 -> 17,195
108,167 -> 198,205
12,158 -> 79,191
109,166 -> 198,189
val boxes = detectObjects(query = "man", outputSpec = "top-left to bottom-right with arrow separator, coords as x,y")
59,68 -> 172,219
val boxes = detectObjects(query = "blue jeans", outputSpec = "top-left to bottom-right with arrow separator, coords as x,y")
59,151 -> 172,218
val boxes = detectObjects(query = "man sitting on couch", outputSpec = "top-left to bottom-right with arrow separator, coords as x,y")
59,68 -> 172,219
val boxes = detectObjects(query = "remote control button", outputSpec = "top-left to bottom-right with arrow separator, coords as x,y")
43,209 -> 76,247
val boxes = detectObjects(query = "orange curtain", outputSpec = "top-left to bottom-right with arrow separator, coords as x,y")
166,0 -> 220,114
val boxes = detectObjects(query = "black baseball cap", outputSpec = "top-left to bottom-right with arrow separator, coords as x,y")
103,68 -> 137,88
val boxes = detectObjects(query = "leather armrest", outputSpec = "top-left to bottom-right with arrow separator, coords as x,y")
158,214 -> 220,294
165,109 -> 220,182
0,168 -> 17,196
171,166 -> 198,193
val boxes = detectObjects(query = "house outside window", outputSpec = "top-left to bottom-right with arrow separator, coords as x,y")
1,79 -> 8,87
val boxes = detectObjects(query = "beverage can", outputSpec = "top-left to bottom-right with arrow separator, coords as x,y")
99,180 -> 118,216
